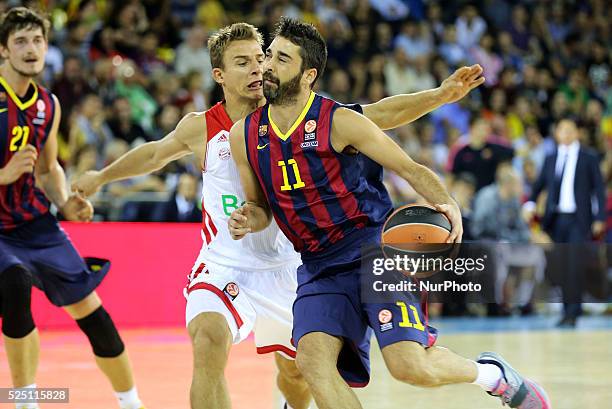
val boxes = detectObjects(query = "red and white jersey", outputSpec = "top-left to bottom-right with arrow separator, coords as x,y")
198,102 -> 299,271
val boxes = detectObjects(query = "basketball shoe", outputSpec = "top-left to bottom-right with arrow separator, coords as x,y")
477,352 -> 551,409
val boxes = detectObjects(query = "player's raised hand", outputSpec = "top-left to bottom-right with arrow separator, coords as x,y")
71,170 -> 104,197
61,193 -> 94,222
437,64 -> 485,104
228,204 -> 252,240
435,202 -> 463,243
0,145 -> 38,185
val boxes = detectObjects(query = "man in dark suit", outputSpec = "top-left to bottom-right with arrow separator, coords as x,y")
153,173 -> 202,223
524,117 -> 606,327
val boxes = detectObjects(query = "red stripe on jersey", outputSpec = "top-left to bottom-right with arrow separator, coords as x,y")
268,128 -> 321,250
187,282 -> 244,329
0,97 -> 11,224
7,96 -> 28,222
246,112 -> 305,249
316,101 -> 368,233
207,212 -> 218,236
202,194 -> 217,235
192,262 -> 206,280
200,197 -> 218,245
289,137 -> 343,244
30,90 -> 53,215
0,185 -> 8,228
201,199 -> 212,244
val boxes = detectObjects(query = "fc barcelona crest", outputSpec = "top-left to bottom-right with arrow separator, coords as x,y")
258,125 -> 268,136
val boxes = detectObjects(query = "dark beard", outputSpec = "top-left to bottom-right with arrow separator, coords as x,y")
263,71 -> 302,105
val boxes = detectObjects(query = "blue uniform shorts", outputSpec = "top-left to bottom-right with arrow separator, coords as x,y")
0,213 -> 109,307
293,227 -> 437,387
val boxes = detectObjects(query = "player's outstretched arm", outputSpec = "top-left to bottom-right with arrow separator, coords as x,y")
361,64 -> 484,130
36,96 -> 92,221
71,112 -> 201,197
331,108 -> 463,243
228,118 -> 272,239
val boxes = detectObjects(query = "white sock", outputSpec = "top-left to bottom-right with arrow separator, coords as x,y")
15,384 -> 39,409
115,386 -> 142,409
472,361 -> 503,392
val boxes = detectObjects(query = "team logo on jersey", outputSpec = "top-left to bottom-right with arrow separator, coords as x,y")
218,147 -> 231,160
0,92 -> 6,102
224,282 -> 240,300
217,133 -> 228,143
258,125 -> 268,136
304,119 -> 316,133
378,309 -> 394,332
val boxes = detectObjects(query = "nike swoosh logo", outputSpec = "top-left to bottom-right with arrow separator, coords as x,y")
257,143 -> 269,150
0,108 -> 6,113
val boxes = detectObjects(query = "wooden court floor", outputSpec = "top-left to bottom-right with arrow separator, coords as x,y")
1,322 -> 611,408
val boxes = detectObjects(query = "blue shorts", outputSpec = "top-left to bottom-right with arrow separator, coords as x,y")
0,213 -> 110,307
293,227 -> 438,387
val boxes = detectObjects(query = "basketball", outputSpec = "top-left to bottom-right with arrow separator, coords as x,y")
381,204 -> 453,277
382,203 -> 452,247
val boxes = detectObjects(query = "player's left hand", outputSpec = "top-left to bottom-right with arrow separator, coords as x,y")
437,64 -> 485,104
228,205 -> 251,240
435,202 -> 463,243
61,193 -> 94,222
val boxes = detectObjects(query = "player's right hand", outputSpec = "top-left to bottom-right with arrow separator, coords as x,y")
228,205 -> 251,240
0,145 -> 38,185
71,170 -> 103,197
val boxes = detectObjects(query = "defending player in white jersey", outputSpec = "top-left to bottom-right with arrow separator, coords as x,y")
72,22 -> 484,409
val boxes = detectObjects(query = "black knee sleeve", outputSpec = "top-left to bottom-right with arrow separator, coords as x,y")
76,306 -> 125,358
0,265 -> 36,338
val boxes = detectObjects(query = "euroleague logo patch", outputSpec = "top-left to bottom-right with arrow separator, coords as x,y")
224,282 -> 240,300
378,309 -> 393,324
304,119 -> 316,133
301,120 -> 318,149
378,309 -> 394,332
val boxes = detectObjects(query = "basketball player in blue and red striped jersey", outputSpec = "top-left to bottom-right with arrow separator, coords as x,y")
72,21 -> 491,409
229,17 -> 551,409
0,8 -> 144,409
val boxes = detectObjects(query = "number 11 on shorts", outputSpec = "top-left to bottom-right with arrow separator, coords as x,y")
396,301 -> 425,331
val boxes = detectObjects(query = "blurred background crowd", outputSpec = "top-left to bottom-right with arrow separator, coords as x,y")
2,0 -> 607,230
2,0 -> 610,317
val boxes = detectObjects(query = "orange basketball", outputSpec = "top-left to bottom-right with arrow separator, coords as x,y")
381,204 -> 453,278
382,203 -> 452,247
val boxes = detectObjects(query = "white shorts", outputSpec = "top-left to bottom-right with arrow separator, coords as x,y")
184,258 -> 300,359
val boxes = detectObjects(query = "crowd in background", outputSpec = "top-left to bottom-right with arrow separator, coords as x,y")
4,0 -> 608,233
3,0 -> 610,316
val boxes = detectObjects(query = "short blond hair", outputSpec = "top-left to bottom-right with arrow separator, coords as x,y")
207,23 -> 263,69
